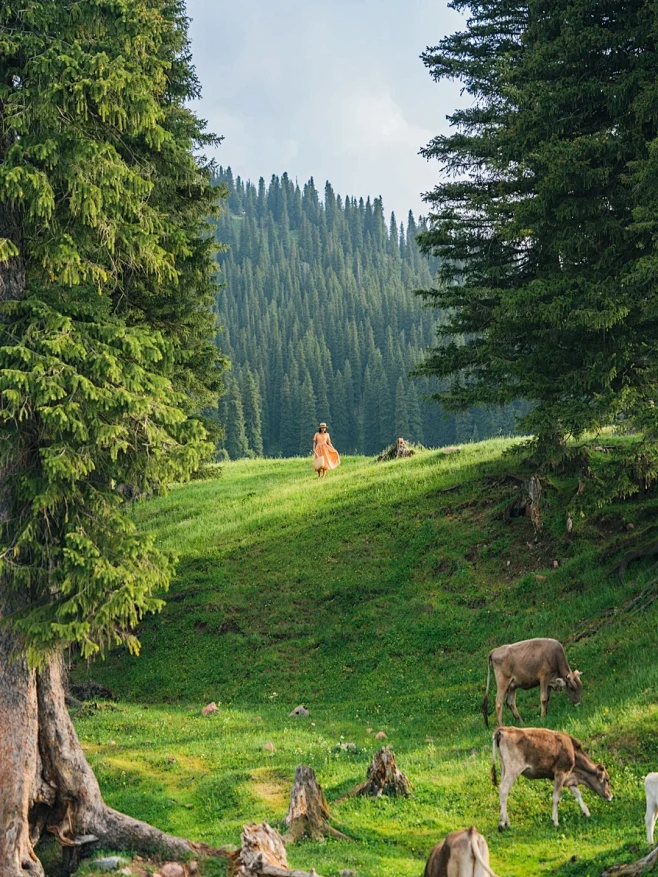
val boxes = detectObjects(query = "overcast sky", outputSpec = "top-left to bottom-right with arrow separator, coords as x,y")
186,1 -> 466,221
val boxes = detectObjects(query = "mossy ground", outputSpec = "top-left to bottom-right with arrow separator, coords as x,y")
66,439 -> 658,876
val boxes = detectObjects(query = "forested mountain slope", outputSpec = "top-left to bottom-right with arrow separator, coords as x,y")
212,169 -> 525,457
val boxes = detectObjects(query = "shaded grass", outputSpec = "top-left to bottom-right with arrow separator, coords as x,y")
69,440 -> 658,876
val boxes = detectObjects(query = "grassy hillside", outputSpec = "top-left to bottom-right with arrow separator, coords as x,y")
70,440 -> 658,877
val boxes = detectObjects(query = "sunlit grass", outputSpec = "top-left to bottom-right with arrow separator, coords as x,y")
69,439 -> 658,877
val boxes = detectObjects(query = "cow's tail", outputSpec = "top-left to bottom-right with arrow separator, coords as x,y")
491,729 -> 501,787
469,826 -> 501,877
481,652 -> 492,728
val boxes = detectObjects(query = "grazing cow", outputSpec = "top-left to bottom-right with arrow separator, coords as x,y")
491,726 -> 612,829
481,637 -> 583,727
424,826 -> 500,877
646,773 -> 658,844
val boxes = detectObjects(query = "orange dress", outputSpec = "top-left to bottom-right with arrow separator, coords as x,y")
313,432 -> 340,471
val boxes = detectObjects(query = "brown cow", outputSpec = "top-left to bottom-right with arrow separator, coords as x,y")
424,826 -> 500,877
491,726 -> 613,829
481,637 -> 583,727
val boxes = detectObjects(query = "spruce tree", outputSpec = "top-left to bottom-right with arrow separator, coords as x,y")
298,373 -> 318,456
417,0 -> 656,458
394,377 -> 411,439
224,376 -> 250,459
0,0 -> 225,869
241,365 -> 264,456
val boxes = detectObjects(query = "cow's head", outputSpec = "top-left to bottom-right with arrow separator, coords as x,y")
565,669 -> 583,705
590,763 -> 613,801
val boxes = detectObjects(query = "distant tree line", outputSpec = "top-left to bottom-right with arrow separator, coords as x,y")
212,168 -> 526,459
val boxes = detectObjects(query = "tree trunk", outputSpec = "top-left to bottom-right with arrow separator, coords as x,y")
352,747 -> 410,798
0,639 -> 220,875
283,766 -> 348,842
231,823 -> 322,877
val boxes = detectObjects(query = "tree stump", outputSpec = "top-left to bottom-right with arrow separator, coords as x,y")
601,847 -> 658,877
284,765 -> 349,842
231,822 -> 323,876
376,438 -> 416,462
353,747 -> 410,797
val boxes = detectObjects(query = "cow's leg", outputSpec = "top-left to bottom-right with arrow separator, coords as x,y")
494,673 -> 510,726
646,801 -> 657,844
540,678 -> 550,717
506,685 -> 522,723
568,784 -> 590,818
498,764 -> 523,831
552,773 -> 567,827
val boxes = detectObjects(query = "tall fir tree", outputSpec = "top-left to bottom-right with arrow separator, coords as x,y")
417,0 -> 657,460
0,0 -> 226,870
224,376 -> 250,459
241,365 -> 264,456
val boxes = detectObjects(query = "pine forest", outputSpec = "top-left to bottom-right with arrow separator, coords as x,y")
212,169 -> 526,459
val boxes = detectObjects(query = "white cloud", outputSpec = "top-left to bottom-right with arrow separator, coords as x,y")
187,0 -> 467,218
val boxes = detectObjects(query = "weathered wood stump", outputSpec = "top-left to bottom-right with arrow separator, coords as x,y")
353,747 -> 410,797
601,847 -> 658,877
284,765 -> 349,842
376,437 -> 416,462
231,822 -> 322,876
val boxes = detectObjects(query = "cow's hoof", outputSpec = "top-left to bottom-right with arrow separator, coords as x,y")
498,824 -> 508,833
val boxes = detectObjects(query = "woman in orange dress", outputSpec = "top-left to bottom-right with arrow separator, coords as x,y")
313,422 -> 340,478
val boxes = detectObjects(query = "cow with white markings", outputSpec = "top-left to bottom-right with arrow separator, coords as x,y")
424,826 -> 501,877
646,772 -> 658,844
491,726 -> 613,829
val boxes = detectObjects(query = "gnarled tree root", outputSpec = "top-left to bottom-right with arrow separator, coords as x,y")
601,846 -> 658,876
0,634 -> 226,877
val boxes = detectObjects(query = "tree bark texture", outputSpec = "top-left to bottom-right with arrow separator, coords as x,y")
0,640 -> 217,875
230,823 -> 322,877
353,747 -> 410,798
601,847 -> 658,877
283,765 -> 348,842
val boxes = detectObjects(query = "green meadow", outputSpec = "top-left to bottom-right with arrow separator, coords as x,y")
68,440 -> 658,876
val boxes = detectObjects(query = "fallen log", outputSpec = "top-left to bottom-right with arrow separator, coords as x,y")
601,846 -> 658,876
231,823 -> 322,877
284,765 -> 350,842
352,747 -> 410,797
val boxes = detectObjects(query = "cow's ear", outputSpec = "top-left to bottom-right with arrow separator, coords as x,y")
554,677 -> 567,689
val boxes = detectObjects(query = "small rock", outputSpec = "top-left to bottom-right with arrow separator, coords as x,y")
535,574 -> 547,583
202,701 -> 219,716
160,864 -> 185,877
627,522 -> 635,531
289,704 -> 310,718
189,861 -> 198,875
92,858 -> 128,872
425,736 -> 434,743
253,716 -> 262,722
375,731 -> 387,740
263,741 -> 275,753
365,727 -> 373,734
340,870 -> 357,876
119,870 -> 132,877
552,560 -> 559,568
339,742 -> 357,751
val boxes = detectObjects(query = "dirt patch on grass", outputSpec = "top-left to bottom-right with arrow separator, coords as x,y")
248,767 -> 290,810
